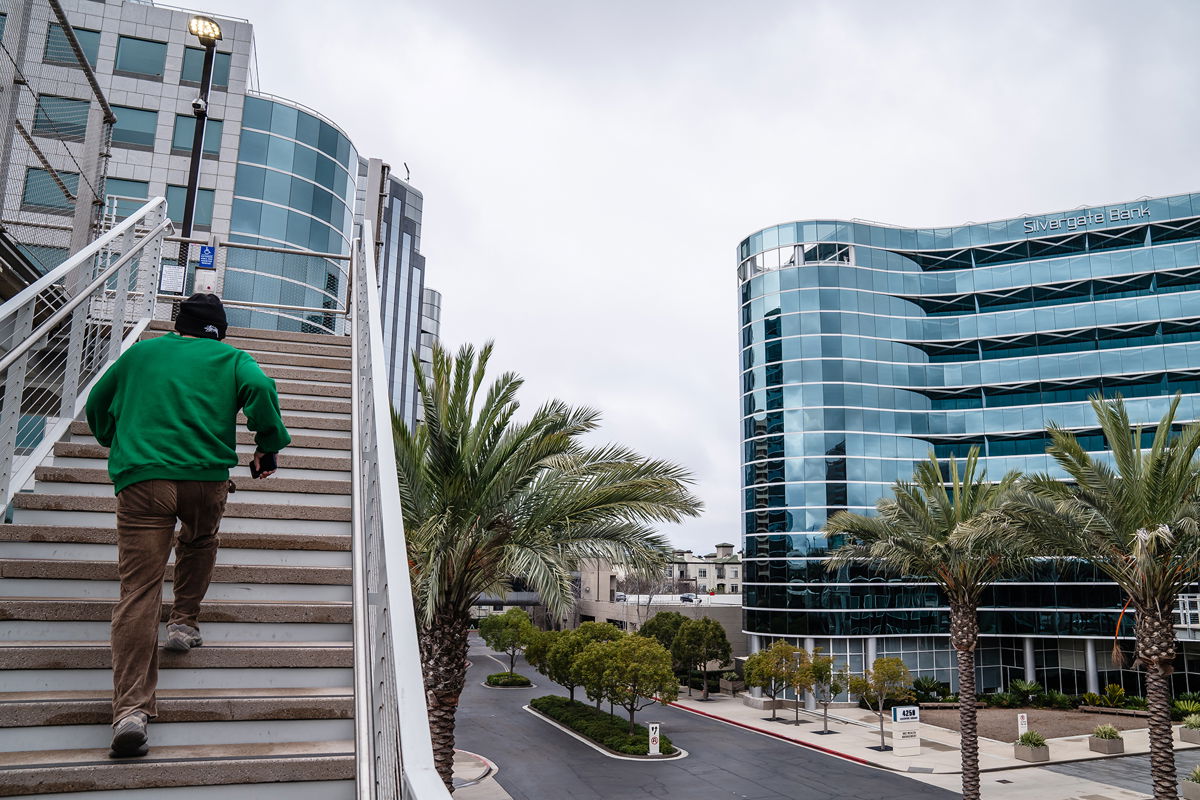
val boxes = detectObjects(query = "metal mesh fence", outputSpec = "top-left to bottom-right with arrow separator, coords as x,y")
0,0 -> 113,291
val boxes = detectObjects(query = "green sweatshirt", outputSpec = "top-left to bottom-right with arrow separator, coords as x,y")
85,333 -> 291,494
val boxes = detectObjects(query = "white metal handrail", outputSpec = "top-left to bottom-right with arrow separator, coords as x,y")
0,196 -> 169,507
350,222 -> 450,799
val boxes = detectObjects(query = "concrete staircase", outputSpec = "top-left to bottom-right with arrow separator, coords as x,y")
0,321 -> 358,798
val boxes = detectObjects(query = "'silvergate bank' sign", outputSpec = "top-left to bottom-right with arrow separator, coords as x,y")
1023,206 -> 1149,234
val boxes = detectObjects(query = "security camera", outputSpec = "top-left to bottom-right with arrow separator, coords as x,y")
191,97 -> 206,114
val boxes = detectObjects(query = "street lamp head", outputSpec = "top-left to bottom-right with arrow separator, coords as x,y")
188,15 -> 222,44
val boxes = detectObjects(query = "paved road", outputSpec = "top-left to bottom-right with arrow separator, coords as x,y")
1046,750 -> 1200,795
455,638 -> 958,800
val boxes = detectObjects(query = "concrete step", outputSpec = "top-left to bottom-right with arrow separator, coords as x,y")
235,412 -> 350,433
0,740 -> 354,796
66,421 -> 350,452
147,319 -> 349,347
35,467 -> 349,496
260,364 -> 350,385
10,506 -> 351,536
0,643 -> 352,671
16,781 -> 356,799
0,559 -> 349,586
0,524 -> 350,553
0,620 -> 352,642
0,686 -> 351,723
12,494 -> 352,522
236,350 -> 350,371
1,578 -> 349,602
142,329 -> 351,358
53,442 -> 352,474
0,598 -> 351,624
276,380 -> 350,399
278,395 -> 351,415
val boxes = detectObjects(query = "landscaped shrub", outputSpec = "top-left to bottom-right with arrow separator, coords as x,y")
1100,683 -> 1126,708
912,676 -> 947,703
486,671 -> 532,687
683,670 -> 721,693
1178,691 -> 1200,704
1124,695 -> 1149,710
1174,699 -> 1200,718
1016,730 -> 1047,748
1187,766 -> 1200,785
1092,724 -> 1122,740
1183,714 -> 1200,730
1009,679 -> 1043,707
530,695 -> 676,755
1043,690 -> 1076,710
987,692 -> 1022,709
1081,692 -> 1104,707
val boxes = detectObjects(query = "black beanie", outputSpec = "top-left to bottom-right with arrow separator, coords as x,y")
175,293 -> 228,340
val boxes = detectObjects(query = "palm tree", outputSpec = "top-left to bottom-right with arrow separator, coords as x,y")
393,342 -> 703,789
995,394 -> 1200,800
825,449 -> 1023,800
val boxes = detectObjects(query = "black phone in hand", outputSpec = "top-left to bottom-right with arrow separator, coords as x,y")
251,452 -> 277,478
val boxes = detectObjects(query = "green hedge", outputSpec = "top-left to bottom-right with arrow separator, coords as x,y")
530,695 -> 676,755
486,671 -> 532,687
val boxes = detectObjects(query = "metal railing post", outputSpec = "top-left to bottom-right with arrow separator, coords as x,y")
107,227 -> 136,362
0,303 -> 35,501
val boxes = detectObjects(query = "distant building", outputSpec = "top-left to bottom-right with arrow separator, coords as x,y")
668,543 -> 742,594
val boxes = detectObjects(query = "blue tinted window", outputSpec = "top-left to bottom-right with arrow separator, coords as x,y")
15,243 -> 67,275
241,96 -> 272,131
111,105 -> 158,148
0,14 -> 7,39
171,114 -> 223,155
181,47 -> 232,86
105,178 -> 147,218
166,185 -> 214,227
33,95 -> 89,140
115,36 -> 167,78
22,167 -> 79,212
44,24 -> 100,68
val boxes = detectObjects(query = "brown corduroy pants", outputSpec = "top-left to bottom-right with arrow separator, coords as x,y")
111,479 -> 228,722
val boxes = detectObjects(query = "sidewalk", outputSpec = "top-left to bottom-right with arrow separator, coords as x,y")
453,749 -> 513,800
669,693 -> 1197,774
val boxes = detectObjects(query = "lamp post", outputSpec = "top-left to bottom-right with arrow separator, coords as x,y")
179,15 -> 221,291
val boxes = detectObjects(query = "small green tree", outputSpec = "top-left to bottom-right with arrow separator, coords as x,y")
523,628 -> 560,676
810,647 -> 849,734
544,622 -> 622,701
850,657 -> 915,751
637,611 -> 686,659
671,617 -> 731,700
744,639 -> 799,721
788,648 -> 814,726
575,637 -> 679,734
479,608 -> 534,674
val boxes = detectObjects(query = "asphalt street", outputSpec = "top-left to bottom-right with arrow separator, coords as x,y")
455,637 -> 959,800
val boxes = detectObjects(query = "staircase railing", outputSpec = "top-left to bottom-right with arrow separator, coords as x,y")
0,196 -> 169,507
350,222 -> 451,799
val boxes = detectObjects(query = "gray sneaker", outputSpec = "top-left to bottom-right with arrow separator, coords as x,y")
109,711 -> 149,758
164,622 -> 203,652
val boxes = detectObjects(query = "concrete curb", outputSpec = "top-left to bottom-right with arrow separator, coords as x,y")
522,705 -> 688,762
452,749 -> 496,785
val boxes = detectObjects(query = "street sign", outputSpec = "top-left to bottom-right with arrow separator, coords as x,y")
1017,713 -> 1028,737
892,705 -> 920,723
199,245 -> 216,268
648,722 -> 661,755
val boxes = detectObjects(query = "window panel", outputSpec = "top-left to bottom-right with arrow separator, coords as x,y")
166,185 -> 215,228
22,167 -> 79,212
32,94 -> 89,140
181,47 -> 232,86
44,24 -> 100,68
111,105 -> 158,148
115,36 -> 167,78
105,177 -> 147,218
171,115 -> 223,155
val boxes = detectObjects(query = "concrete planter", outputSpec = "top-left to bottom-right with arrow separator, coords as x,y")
719,679 -> 745,695
741,695 -> 782,711
1181,780 -> 1200,800
1088,736 -> 1124,754
1014,744 -> 1049,763
1182,726 -> 1200,745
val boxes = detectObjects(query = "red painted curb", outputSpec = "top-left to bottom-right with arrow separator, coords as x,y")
667,702 -> 879,768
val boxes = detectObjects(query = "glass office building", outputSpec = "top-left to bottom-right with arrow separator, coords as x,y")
739,193 -> 1200,694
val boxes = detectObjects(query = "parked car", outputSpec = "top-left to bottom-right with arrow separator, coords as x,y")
680,593 -> 696,603
614,592 -> 627,602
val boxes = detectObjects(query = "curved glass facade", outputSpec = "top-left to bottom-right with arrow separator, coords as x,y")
739,193 -> 1200,692
227,94 -> 358,332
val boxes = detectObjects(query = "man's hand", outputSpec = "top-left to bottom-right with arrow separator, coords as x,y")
251,450 -> 277,479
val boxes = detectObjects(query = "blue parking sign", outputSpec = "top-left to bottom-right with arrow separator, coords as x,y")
199,245 -> 216,268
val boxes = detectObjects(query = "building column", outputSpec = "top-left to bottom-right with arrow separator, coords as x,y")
749,635 -> 762,698
1023,637 -> 1036,683
1084,638 -> 1100,694
866,636 -> 878,669
804,636 -> 817,710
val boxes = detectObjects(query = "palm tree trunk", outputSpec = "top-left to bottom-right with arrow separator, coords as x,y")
1138,609 -> 1179,800
419,610 -> 471,791
950,603 -> 981,800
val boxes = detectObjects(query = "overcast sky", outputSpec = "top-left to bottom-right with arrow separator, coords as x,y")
199,0 -> 1200,554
